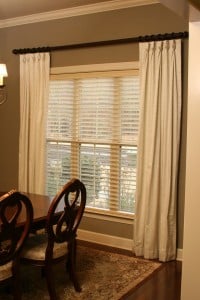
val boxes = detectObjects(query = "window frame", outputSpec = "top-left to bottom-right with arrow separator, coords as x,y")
49,62 -> 139,222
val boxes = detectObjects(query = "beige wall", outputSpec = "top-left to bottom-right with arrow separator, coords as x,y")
181,20 -> 200,300
0,4 -> 188,246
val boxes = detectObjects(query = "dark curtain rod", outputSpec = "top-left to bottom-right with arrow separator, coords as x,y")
12,31 -> 188,55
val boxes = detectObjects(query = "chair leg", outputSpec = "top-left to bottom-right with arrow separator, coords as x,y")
12,260 -> 22,300
13,276 -> 22,300
67,239 -> 81,292
44,265 -> 58,300
41,266 -> 45,277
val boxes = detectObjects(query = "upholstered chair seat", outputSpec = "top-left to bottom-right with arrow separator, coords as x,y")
0,261 -> 13,281
22,231 -> 68,260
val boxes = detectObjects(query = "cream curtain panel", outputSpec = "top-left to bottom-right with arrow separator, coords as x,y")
134,40 -> 182,262
18,52 -> 50,194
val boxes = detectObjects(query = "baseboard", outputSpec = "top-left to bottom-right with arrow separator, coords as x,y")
176,248 -> 183,261
78,229 -> 183,261
77,229 -> 133,251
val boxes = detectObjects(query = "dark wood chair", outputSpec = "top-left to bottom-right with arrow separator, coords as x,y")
0,190 -> 33,300
21,178 -> 86,300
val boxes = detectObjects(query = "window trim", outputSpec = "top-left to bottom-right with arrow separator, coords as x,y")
48,61 -> 139,220
84,210 -> 134,224
51,61 -> 139,75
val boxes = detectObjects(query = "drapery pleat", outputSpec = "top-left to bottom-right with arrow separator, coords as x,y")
134,40 -> 182,262
18,52 -> 50,194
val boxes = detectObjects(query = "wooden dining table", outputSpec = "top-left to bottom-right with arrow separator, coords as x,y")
25,192 -> 54,231
0,191 -> 64,237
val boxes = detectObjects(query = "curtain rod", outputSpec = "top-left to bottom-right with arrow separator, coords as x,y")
12,31 -> 188,55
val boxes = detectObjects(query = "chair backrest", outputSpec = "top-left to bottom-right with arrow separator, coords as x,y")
0,190 -> 33,265
45,178 -> 86,257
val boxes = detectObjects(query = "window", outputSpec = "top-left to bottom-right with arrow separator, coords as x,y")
46,63 -> 139,218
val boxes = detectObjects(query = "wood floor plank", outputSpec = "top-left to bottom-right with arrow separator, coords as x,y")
123,261 -> 181,300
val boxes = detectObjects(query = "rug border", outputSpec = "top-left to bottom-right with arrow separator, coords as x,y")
78,245 -> 163,300
117,262 -> 163,299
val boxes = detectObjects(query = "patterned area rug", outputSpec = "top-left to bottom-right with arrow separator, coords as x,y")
0,245 -> 162,300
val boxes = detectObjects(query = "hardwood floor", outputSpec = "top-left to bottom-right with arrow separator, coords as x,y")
123,260 -> 182,300
78,240 -> 182,300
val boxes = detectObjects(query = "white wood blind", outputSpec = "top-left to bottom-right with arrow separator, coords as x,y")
46,66 -> 139,215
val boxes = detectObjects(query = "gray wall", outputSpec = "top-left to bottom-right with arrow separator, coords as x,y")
0,4 -> 188,248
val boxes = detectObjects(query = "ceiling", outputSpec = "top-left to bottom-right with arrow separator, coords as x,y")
0,0 -> 122,20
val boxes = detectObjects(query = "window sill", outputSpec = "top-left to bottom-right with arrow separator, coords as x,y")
84,208 -> 134,225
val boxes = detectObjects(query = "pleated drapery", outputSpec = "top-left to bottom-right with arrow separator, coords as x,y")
18,52 -> 50,194
134,40 -> 182,262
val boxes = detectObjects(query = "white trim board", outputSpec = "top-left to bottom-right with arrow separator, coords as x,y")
176,248 -> 183,261
0,0 -> 159,28
51,62 -> 139,75
77,229 -> 183,261
78,229 -> 134,251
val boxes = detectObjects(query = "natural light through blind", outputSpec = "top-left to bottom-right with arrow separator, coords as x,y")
46,66 -> 139,216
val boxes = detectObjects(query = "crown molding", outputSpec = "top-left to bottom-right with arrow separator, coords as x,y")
0,0 -> 159,29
